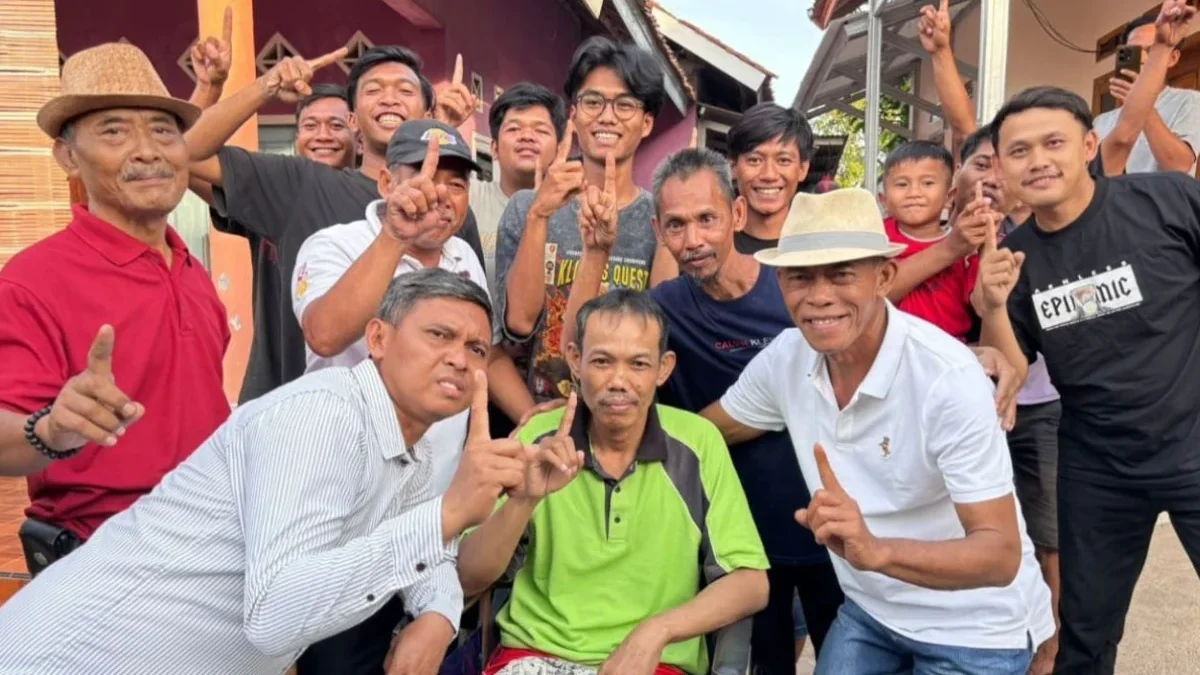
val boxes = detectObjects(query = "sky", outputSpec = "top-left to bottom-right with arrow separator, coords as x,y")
656,0 -> 826,104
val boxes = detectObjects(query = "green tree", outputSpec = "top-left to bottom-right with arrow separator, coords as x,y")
813,76 -> 913,189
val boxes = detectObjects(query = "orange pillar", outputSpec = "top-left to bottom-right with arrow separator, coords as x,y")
198,0 -> 256,405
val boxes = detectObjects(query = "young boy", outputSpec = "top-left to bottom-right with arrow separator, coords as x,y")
882,140 -> 984,341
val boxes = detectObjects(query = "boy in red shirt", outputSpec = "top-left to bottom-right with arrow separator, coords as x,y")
881,140 -> 990,341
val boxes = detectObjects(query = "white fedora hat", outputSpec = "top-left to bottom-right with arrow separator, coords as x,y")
754,187 -> 907,268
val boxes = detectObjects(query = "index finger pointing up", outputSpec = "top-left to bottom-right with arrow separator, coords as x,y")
452,54 -> 464,86
556,392 -> 578,438
88,324 -> 116,377
468,369 -> 491,443
557,121 -> 576,163
221,5 -> 233,43
814,443 -> 845,496
307,46 -> 350,71
604,152 -> 616,196
983,208 -> 998,254
419,134 -> 440,180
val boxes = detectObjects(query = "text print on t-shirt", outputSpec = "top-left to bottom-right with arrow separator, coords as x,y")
1031,261 -> 1144,331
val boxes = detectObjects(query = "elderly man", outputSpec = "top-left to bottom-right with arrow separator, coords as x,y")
0,44 -> 230,575
0,269 -> 528,675
458,289 -> 769,675
700,188 -> 1053,674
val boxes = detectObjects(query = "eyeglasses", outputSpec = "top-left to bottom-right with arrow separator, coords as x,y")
575,93 -> 645,121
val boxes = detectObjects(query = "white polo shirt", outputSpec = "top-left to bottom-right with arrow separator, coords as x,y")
721,302 -> 1054,650
292,199 -> 491,494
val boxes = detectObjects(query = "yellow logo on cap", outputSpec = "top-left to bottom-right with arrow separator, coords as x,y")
420,128 -> 456,146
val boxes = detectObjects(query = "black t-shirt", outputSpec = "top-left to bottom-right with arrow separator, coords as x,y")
734,231 -> 777,255
1003,172 -> 1200,486
213,148 -> 486,402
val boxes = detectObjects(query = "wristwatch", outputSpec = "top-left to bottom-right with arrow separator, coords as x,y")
24,406 -> 82,461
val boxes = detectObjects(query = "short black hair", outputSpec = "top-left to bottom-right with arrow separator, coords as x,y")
564,36 -> 666,117
727,103 -> 815,162
296,83 -> 348,118
959,124 -> 994,164
347,46 -> 434,112
575,289 -> 670,356
989,86 -> 1093,150
489,82 -> 568,141
883,140 -> 954,179
1123,15 -> 1157,44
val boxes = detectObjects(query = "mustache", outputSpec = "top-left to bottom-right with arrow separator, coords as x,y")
598,394 -> 637,406
680,250 -> 714,264
121,165 -> 175,181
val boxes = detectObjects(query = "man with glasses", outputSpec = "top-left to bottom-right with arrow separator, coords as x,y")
494,36 -> 676,402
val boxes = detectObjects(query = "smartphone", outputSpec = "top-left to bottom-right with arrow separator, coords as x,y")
1116,45 -> 1142,79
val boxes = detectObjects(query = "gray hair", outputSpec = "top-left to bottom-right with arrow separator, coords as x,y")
650,147 -> 736,215
376,268 -> 493,331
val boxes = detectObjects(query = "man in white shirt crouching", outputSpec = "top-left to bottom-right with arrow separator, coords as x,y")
701,187 -> 1054,674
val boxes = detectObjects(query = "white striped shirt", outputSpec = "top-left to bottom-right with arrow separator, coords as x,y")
0,360 -> 462,675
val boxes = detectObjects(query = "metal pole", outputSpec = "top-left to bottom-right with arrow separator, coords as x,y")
976,0 -> 1011,123
863,0 -> 883,192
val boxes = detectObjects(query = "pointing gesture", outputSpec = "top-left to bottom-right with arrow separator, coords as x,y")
974,205 -> 1024,313
514,393 -> 584,500
37,325 -> 145,454
795,444 -> 885,572
531,121 -> 585,220
191,5 -> 234,87
917,0 -> 952,54
947,181 -> 992,257
442,371 -> 534,539
382,135 -> 447,245
263,45 -> 350,103
579,152 -> 619,251
433,53 -> 479,128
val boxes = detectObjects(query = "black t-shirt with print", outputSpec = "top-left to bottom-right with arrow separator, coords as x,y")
1002,172 -> 1200,486
213,148 -> 485,402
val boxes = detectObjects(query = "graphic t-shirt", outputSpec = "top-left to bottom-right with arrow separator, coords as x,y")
494,189 -> 658,401
885,217 -> 979,342
652,266 -> 827,566
1003,173 -> 1200,485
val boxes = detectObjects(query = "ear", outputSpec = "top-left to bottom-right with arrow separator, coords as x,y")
877,259 -> 899,297
1083,129 -> 1100,163
796,159 -> 812,184
377,166 -> 395,199
51,138 -> 80,178
565,341 -> 582,381
732,195 -> 748,233
365,317 -> 390,360
490,138 -> 500,159
640,113 -> 655,141
348,111 -> 361,135
1170,49 -> 1183,69
656,350 -> 677,386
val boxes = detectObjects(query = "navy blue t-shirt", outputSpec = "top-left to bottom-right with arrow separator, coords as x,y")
652,267 -> 827,566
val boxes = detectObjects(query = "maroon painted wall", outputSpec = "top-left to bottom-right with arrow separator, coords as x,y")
633,103 -> 696,189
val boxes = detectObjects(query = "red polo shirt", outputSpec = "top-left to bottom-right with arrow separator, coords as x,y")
885,217 -> 979,342
0,205 -> 231,539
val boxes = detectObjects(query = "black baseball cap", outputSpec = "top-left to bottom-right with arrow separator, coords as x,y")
385,118 -> 481,173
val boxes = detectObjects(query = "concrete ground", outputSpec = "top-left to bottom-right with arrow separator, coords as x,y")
796,521 -> 1200,675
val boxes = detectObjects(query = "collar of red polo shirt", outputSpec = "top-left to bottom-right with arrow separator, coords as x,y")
69,204 -> 192,267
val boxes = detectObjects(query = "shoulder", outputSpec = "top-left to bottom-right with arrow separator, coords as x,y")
657,404 -> 724,455
1106,172 -> 1200,207
1000,222 -> 1036,252
0,229 -> 88,303
896,308 -> 986,377
237,369 -> 367,432
299,214 -> 375,259
1166,86 -> 1200,105
649,276 -> 689,306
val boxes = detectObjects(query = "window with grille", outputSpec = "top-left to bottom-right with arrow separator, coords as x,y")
256,33 -> 301,76
338,31 -> 375,74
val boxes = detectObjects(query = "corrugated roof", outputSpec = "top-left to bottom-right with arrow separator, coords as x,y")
645,1 -> 776,78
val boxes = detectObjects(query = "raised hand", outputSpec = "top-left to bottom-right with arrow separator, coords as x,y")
1109,71 -> 1136,104
972,346 -> 1020,432
262,46 -> 349,103
917,0 -> 951,54
530,121 -> 584,220
383,135 -> 445,244
192,6 -> 233,87
512,393 -> 583,501
947,182 -> 994,257
433,54 -> 478,127
39,325 -> 145,453
795,444 -> 884,572
975,212 -> 1025,313
1157,0 -> 1196,48
578,152 -> 619,251
442,371 -> 531,539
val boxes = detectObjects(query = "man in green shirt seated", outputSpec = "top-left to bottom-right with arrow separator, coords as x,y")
457,289 -> 769,675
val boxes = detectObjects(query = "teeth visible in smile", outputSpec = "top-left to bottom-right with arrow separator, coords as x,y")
808,317 -> 843,326
595,132 -> 619,141
755,188 -> 783,196
377,113 -> 403,127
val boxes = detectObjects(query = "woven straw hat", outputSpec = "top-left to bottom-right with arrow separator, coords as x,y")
755,187 -> 907,268
37,43 -> 201,138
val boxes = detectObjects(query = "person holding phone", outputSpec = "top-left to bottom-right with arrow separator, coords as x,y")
1094,0 -> 1200,174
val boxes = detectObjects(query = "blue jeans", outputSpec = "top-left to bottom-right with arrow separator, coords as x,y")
815,601 -> 1032,675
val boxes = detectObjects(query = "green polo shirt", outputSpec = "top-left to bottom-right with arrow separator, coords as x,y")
495,403 -> 769,675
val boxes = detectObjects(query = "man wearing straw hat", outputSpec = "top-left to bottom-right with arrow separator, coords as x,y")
0,43 -> 230,572
699,188 -> 1054,673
